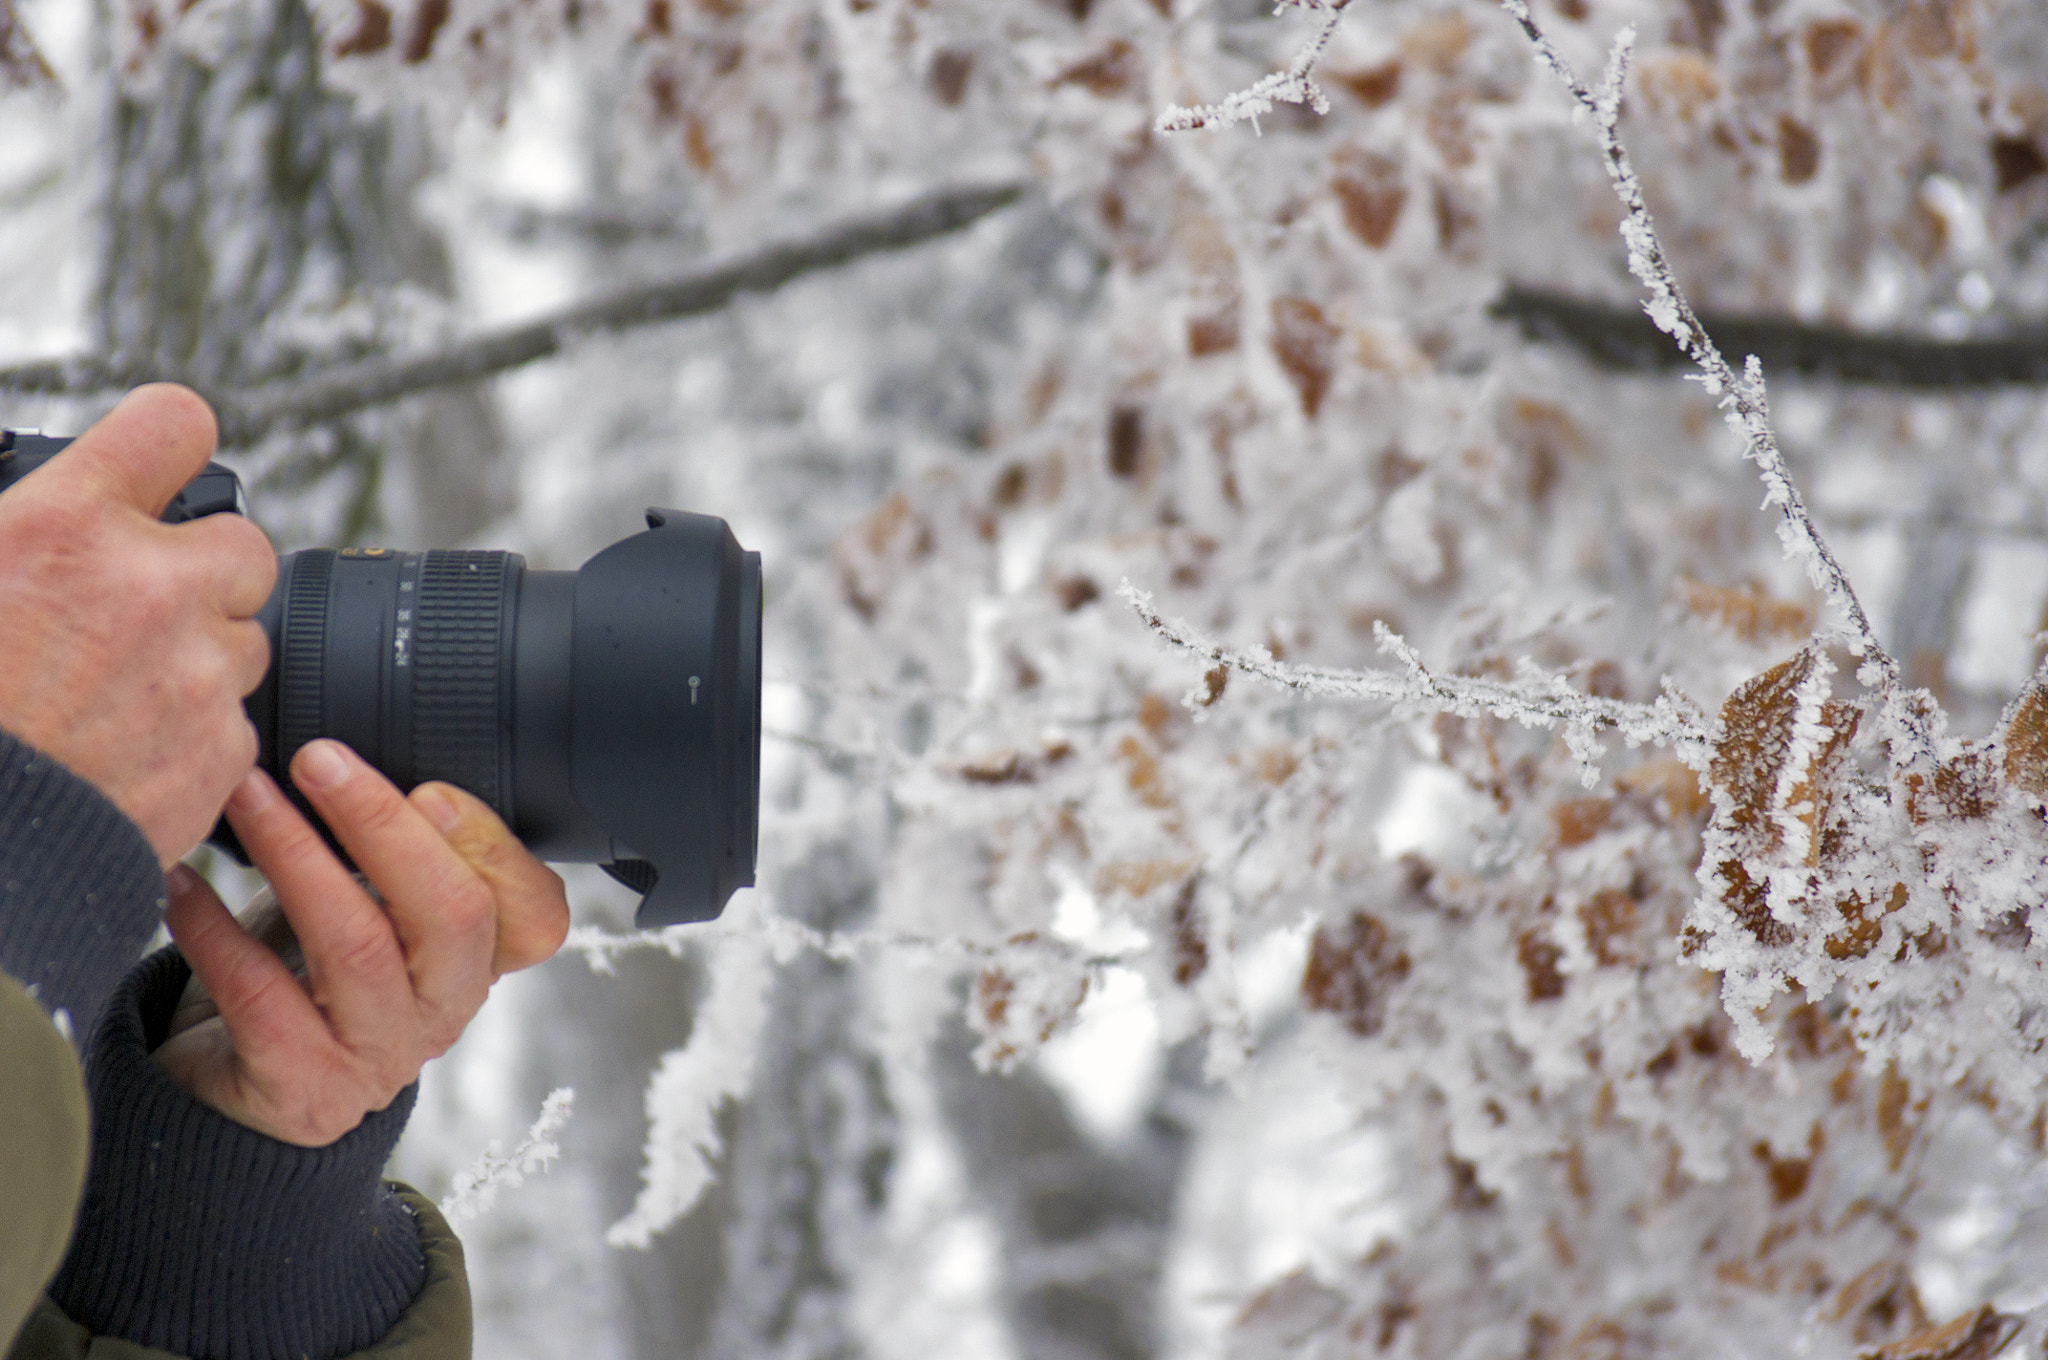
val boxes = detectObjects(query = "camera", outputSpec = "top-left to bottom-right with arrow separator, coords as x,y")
0,430 -> 761,929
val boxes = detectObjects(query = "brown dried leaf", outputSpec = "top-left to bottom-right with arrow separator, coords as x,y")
1877,1065 -> 1915,1171
0,0 -> 55,92
1826,882 -> 1906,960
1906,748 -> 1998,823
1709,650 -> 1857,869
1271,297 -> 1340,417
1992,135 -> 2047,193
1518,930 -> 1567,1001
1097,858 -> 1198,898
1553,797 -> 1614,847
1303,912 -> 1410,1036
1118,734 -> 1173,809
1806,19 -> 1865,81
1051,40 -> 1136,96
2002,681 -> 2048,798
1635,49 -> 1720,120
955,741 -> 1073,786
1858,1307 -> 2022,1360
1711,651 -> 1810,848
1171,877 -> 1208,985
1683,578 -> 1814,644
1331,59 -> 1402,107
1580,889 -> 1640,967
1331,148 -> 1407,249
1830,1261 -> 1930,1345
1779,116 -> 1822,184
1617,759 -> 1710,821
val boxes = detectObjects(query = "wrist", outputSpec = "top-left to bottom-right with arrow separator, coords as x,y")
50,946 -> 427,1360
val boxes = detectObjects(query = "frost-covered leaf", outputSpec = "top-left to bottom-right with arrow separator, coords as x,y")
2001,680 -> 2048,800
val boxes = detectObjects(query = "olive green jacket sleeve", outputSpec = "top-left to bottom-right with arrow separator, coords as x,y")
0,974 -> 474,1360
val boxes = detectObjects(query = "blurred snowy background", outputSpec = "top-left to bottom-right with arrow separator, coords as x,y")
10,0 -> 2048,1357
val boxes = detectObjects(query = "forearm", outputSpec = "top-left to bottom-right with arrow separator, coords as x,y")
0,728 -> 164,1034
46,948 -> 432,1360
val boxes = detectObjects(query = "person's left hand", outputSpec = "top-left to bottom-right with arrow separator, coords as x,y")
153,739 -> 570,1147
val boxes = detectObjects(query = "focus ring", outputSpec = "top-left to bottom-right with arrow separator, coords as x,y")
277,549 -> 333,771
413,551 -> 510,810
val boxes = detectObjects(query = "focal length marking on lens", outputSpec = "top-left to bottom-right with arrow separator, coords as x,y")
395,573 -> 415,669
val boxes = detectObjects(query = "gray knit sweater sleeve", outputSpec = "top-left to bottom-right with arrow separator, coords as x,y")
0,726 -> 429,1360
0,730 -> 164,1032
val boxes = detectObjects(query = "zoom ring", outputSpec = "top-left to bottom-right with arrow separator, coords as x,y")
277,549 -> 333,770
413,551 -> 510,810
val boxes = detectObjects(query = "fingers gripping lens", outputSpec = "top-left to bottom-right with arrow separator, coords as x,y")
1,430 -> 761,928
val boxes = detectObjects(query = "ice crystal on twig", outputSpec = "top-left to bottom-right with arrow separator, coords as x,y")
1495,2 -> 1925,754
1155,0 -> 1350,135
439,1088 -> 576,1224
1121,582 -> 1708,778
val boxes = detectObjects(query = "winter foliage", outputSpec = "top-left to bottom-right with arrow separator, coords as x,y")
11,0 -> 2048,1356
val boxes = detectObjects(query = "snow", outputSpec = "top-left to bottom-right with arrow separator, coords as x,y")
16,0 -> 2048,1354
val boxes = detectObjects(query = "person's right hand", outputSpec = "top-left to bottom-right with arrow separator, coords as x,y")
0,385 -> 276,867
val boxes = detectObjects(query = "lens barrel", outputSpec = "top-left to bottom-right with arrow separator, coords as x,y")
238,513 -> 761,928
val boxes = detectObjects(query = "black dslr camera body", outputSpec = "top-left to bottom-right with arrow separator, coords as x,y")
0,431 -> 760,929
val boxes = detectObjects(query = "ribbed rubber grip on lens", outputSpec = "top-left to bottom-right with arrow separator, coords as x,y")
413,551 -> 510,810
278,550 -> 334,768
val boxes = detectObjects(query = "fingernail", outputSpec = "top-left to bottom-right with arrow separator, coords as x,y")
415,785 -> 462,834
229,770 -> 272,814
166,863 -> 201,897
296,740 -> 350,790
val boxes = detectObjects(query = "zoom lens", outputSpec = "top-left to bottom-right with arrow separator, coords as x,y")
1,434 -> 758,927
234,513 -> 761,928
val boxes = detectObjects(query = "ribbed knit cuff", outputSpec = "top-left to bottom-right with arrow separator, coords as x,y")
0,729 -> 164,1034
49,947 -> 427,1360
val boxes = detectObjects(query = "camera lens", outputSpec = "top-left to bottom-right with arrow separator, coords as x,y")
237,513 -> 761,928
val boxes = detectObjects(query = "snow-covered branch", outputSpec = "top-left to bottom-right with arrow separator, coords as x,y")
1121,582 -> 1708,779
438,1088 -> 576,1224
0,180 -> 1027,442
1496,5 -> 1911,720
1155,0 -> 1350,135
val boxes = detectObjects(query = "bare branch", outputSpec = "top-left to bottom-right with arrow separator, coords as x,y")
0,180 -> 1028,443
1155,0 -> 1350,135
481,199 -> 702,247
1119,583 -> 1708,778
1493,284 -> 2048,388
0,353 -> 141,397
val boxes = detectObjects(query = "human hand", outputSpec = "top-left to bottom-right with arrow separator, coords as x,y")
154,739 -> 571,1147
0,385 -> 276,866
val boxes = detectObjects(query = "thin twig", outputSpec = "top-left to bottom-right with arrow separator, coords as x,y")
1496,3 -> 1923,749
1156,0 -> 1350,135
0,180 -> 1028,443
1120,582 -> 1708,774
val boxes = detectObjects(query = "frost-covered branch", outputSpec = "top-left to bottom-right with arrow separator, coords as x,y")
1155,0 -> 1349,134
0,180 -> 1027,442
1497,5 -> 1911,720
564,910 -> 1140,975
1121,583 -> 1707,777
1493,284 -> 2048,388
438,1088 -> 575,1224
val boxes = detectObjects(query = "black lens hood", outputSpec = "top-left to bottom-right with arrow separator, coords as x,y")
568,509 -> 761,927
